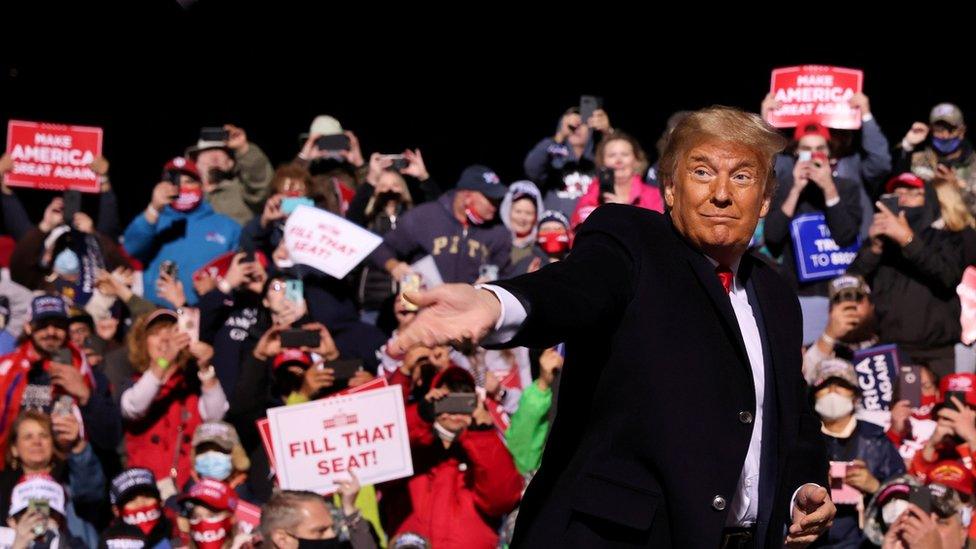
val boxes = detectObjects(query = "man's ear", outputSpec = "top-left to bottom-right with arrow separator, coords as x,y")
663,180 -> 675,209
271,529 -> 293,549
759,195 -> 771,218
23,324 -> 31,337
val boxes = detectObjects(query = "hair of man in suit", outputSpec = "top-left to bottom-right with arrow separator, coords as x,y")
658,106 -> 787,199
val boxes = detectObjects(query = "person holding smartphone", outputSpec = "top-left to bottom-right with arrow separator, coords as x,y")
848,172 -> 967,377
569,132 -> 663,230
380,366 -> 522,549
808,358 -> 906,547
763,119 -> 864,345
185,124 -> 274,225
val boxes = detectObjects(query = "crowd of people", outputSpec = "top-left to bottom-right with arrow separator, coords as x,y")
0,90 -> 975,548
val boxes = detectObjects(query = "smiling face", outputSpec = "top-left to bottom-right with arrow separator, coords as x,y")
664,139 -> 770,266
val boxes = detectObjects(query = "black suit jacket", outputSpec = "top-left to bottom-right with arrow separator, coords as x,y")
495,205 -> 828,548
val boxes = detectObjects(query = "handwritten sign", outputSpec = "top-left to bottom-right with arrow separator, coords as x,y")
284,205 -> 382,279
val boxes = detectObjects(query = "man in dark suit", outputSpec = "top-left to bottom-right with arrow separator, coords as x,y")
388,106 -> 835,548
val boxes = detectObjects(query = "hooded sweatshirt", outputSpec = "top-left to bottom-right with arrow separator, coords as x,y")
500,181 -> 545,266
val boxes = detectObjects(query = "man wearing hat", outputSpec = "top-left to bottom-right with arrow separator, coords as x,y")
100,468 -> 173,548
5,474 -> 87,548
898,102 -> 976,212
369,165 -> 513,285
295,115 -> 366,216
848,170 -> 966,377
763,117 -> 864,344
802,274 -> 878,384
123,158 -> 241,307
0,295 -> 95,458
185,125 -> 273,225
809,357 -> 906,547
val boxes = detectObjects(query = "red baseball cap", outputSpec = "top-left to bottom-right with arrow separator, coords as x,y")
927,460 -> 975,495
178,479 -> 237,512
794,117 -> 831,142
885,172 -> 925,194
939,373 -> 976,406
163,156 -> 202,182
273,349 -> 312,370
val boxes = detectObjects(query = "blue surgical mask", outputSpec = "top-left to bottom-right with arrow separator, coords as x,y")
194,451 -> 233,481
932,136 -> 962,154
53,249 -> 80,276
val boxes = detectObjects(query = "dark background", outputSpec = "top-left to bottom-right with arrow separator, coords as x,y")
0,5 -> 965,226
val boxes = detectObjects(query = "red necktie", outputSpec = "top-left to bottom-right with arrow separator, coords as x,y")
716,265 -> 734,294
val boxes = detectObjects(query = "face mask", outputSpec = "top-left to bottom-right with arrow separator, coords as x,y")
902,206 -> 927,229
815,392 -> 854,421
53,249 -> 80,277
962,505 -> 972,528
465,205 -> 486,226
194,451 -> 233,481
932,137 -> 962,155
206,168 -> 234,185
121,502 -> 162,535
189,515 -> 232,549
538,230 -> 570,255
171,185 -> 203,212
882,498 -> 910,526
913,394 -> 939,419
290,536 -> 341,549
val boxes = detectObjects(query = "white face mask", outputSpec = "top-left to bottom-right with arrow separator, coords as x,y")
815,392 -> 854,421
882,499 -> 910,526
962,505 -> 973,528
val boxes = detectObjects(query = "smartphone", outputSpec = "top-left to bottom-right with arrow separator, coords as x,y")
878,194 -> 902,215
909,485 -> 933,514
83,336 -> 107,357
160,260 -> 178,279
433,392 -> 478,415
284,280 -> 305,308
63,190 -> 81,225
598,167 -> 615,199
280,329 -> 321,349
51,347 -> 72,366
177,307 -> 200,344
478,264 -> 499,283
946,391 -> 969,411
580,95 -> 603,124
899,366 -> 923,408
323,359 -> 363,380
384,155 -> 409,171
200,127 -> 229,142
315,134 -> 351,152
281,196 -> 314,215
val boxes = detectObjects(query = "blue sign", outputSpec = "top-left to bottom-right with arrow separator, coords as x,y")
789,213 -> 860,283
853,344 -> 900,412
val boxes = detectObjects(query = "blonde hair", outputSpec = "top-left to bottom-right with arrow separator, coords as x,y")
595,132 -> 649,179
934,178 -> 976,231
127,312 -> 190,373
658,106 -> 787,198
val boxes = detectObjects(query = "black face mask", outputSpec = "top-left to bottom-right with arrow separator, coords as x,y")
902,206 -> 927,230
207,167 -> 235,184
291,534 -> 342,549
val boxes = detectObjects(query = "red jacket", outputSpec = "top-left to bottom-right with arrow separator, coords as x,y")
0,340 -> 93,468
124,369 -> 203,487
381,400 -> 522,549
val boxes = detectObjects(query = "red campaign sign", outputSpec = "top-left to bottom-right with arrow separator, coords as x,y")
5,120 -> 103,193
766,66 -> 864,130
958,267 -> 976,345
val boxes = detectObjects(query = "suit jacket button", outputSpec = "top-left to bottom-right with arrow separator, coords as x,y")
739,411 -> 753,424
712,495 -> 727,511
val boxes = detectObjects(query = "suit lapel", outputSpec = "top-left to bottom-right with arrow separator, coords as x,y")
667,218 -> 751,370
